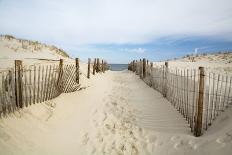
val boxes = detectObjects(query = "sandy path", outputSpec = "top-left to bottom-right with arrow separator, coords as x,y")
1,71 -> 232,155
112,71 -> 190,134
81,71 -> 191,155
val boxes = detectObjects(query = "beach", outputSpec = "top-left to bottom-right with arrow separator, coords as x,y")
0,69 -> 232,155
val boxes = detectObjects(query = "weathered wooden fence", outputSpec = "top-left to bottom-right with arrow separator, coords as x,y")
0,58 -> 108,117
128,59 -> 232,136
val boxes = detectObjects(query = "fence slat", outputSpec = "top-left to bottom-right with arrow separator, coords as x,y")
2,73 -> 7,115
93,58 -> 96,75
211,73 -> 216,121
215,74 -> 220,117
5,71 -> 11,113
50,65 -> 58,99
218,75 -> 224,113
63,65 -> 73,92
45,65 -> 52,101
186,69 -> 189,123
226,77 -> 232,107
37,66 -> 41,103
65,65 -> 77,93
40,66 -> 45,103
43,65 -> 49,102
9,69 -> 16,112
76,58 -> 80,84
62,65 -> 71,92
87,58 -> 91,79
205,72 -> 210,130
33,65 -> 36,104
222,75 -> 228,110
53,65 -> 60,98
57,59 -> 64,92
48,65 -> 55,100
29,67 -> 32,105
24,67 -> 28,107
183,69 -> 186,118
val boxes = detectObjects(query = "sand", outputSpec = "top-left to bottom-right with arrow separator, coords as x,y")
0,70 -> 232,155
154,52 -> 232,74
0,35 -> 71,71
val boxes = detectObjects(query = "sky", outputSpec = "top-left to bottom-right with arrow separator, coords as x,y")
0,0 -> 232,63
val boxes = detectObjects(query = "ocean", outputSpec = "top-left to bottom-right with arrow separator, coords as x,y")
109,64 -> 128,71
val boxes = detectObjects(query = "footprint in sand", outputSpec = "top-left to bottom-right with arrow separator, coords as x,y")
155,141 -> 163,147
0,131 -> 11,141
188,140 -> 198,150
174,139 -> 196,150
88,145 -> 96,155
111,101 -> 117,106
92,109 -> 98,115
81,133 -> 89,145
171,135 -> 180,142
147,143 -> 155,153
102,112 -> 107,122
45,101 -> 56,108
216,130 -> 232,145
119,97 -> 126,101
92,119 -> 99,127
147,135 -> 157,143
174,140 -> 185,149
191,141 -> 205,150
171,136 -> 198,150
216,135 -> 232,144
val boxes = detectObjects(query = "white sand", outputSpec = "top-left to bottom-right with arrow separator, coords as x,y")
154,52 -> 232,74
0,35 -> 71,71
0,70 -> 232,155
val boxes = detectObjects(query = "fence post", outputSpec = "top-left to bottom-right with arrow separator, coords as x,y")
75,58 -> 80,84
128,62 -> 131,71
131,60 -> 134,72
143,58 -> 146,78
138,60 -> 140,76
194,66 -> 205,137
146,60 -> 149,75
87,58 -> 91,79
15,60 -> 23,108
103,60 -> 106,73
150,62 -> 153,68
131,61 -> 133,71
96,58 -> 100,73
135,60 -> 138,74
57,59 -> 64,91
101,60 -> 104,73
150,62 -> 153,75
163,62 -> 168,97
139,59 -> 142,78
93,58 -> 96,75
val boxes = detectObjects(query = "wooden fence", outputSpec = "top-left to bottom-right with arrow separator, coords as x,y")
0,58 -> 108,117
128,59 -> 232,136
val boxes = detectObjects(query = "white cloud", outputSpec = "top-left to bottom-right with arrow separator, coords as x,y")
121,48 -> 146,54
0,0 -> 232,45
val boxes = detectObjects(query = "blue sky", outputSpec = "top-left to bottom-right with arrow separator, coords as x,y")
0,0 -> 232,63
